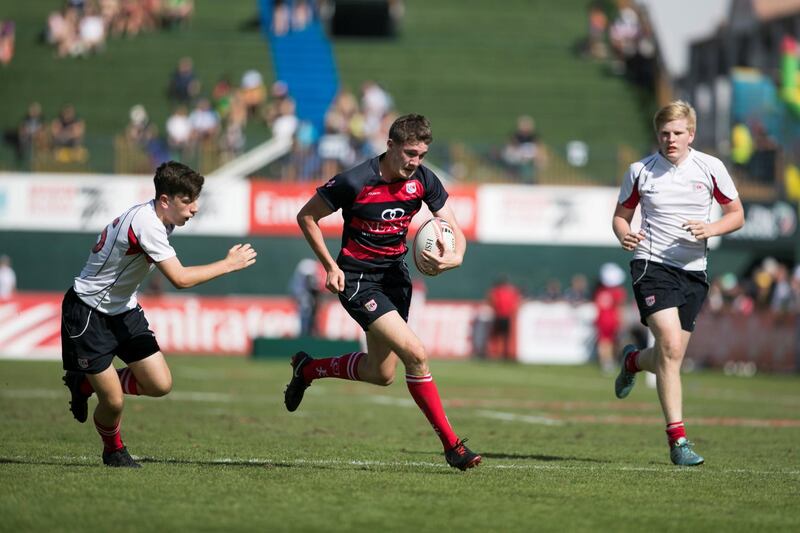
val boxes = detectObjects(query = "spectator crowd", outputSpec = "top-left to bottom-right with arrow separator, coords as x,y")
45,0 -> 194,58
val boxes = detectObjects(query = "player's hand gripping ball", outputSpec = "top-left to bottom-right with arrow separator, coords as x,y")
412,217 -> 456,276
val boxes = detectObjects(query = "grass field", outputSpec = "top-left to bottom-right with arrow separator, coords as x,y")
1,356 -> 799,532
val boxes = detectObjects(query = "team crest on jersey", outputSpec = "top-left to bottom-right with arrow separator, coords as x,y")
365,299 -> 378,312
405,181 -> 417,195
694,183 -> 705,192
645,295 -> 656,307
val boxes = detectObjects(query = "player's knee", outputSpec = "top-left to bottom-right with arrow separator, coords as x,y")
658,337 -> 684,362
100,394 -> 125,415
404,341 -> 427,366
374,369 -> 395,386
148,376 -> 173,397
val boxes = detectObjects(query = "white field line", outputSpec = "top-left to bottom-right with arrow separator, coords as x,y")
474,409 -> 563,426
5,389 -> 800,428
2,454 -> 798,476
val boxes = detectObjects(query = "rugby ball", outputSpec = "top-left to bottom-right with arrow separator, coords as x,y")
412,217 -> 456,276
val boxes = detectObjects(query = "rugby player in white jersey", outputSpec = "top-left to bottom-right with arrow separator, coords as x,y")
611,101 -> 744,466
61,161 -> 256,467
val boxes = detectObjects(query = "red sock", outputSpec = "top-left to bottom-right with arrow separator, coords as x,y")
303,352 -> 365,384
117,367 -> 140,395
94,416 -> 124,452
625,350 -> 641,374
406,373 -> 459,450
79,376 -> 94,396
666,421 -> 686,446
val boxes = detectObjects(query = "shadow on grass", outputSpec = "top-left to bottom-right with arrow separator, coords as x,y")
400,450 -> 608,463
479,452 -> 608,463
0,457 -> 96,468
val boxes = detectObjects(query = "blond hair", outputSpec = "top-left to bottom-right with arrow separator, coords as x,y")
653,100 -> 697,133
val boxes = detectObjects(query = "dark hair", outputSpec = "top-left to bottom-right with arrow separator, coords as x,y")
388,114 -> 433,145
153,161 -> 204,200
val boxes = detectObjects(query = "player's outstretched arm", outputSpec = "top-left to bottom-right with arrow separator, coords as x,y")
157,243 -> 257,289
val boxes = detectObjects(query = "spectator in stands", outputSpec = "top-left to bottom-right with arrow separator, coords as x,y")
502,114 -> 541,182
51,104 -> 87,163
0,255 -> 16,300
167,56 -> 200,105
47,6 -> 83,58
99,0 -> 121,31
211,74 -> 234,119
188,97 -> 220,142
487,276 -> 522,360
0,20 -> 15,66
291,0 -> 313,32
125,104 -> 150,145
289,258 -> 323,337
161,0 -> 194,29
564,273 -> 589,304
165,104 -> 192,157
539,278 -> 563,301
608,1 -> 640,74
271,97 -> 298,141
752,257 -> 779,309
263,80 -> 293,126
361,80 -> 393,138
318,108 -> 356,178
114,0 -> 150,37
593,263 -> 626,374
240,69 -> 267,119
79,4 -> 106,54
791,266 -> 800,312
584,1 -> 609,60
747,121 -> 778,183
220,95 -> 248,160
272,0 -> 290,36
770,263 -> 793,314
16,102 -> 47,163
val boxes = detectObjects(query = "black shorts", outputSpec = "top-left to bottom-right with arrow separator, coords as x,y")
61,287 -> 161,374
492,317 -> 511,336
630,260 -> 709,332
338,262 -> 412,331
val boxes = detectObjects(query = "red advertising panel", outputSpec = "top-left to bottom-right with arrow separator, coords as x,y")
0,293 -> 297,358
0,293 -> 482,360
249,181 -> 477,239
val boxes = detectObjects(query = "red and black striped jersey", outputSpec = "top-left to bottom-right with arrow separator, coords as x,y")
316,155 -> 449,271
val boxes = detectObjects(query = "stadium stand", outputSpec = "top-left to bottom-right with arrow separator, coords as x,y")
1,0 -> 655,183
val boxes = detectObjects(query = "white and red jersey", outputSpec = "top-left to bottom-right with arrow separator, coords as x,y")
618,149 -> 738,271
73,200 -> 176,314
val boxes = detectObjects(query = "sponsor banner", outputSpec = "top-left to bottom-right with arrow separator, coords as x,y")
249,181 -> 478,240
687,311 -> 798,373
315,298 -> 480,359
0,292 -> 299,358
250,182 -> 344,237
0,173 -> 248,236
0,292 -> 480,360
515,302 -> 596,364
477,185 -> 646,246
724,200 -> 797,245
